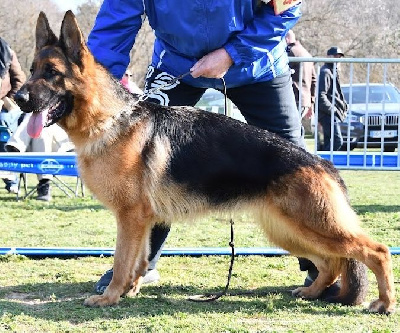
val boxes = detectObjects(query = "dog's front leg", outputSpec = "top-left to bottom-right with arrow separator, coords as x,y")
84,205 -> 152,307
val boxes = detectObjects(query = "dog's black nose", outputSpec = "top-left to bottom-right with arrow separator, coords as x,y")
14,89 -> 30,104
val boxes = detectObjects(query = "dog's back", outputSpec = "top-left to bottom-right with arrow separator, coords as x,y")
140,102 -> 341,214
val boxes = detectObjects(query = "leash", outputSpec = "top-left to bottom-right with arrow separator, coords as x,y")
221,77 -> 228,116
188,218 -> 236,302
181,77 -> 234,303
136,71 -> 237,302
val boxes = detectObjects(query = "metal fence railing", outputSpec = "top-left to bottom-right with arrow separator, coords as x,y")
289,57 -> 400,170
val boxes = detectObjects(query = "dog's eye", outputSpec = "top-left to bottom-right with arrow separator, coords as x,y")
30,66 -> 34,74
47,67 -> 59,77
44,64 -> 60,78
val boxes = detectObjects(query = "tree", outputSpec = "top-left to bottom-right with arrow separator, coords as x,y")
75,0 -> 154,88
128,20 -> 154,88
1,0 -> 398,87
0,0 -> 61,75
75,0 -> 102,39
296,0 -> 400,85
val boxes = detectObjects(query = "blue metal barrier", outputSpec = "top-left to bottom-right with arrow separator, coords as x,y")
318,152 -> 400,169
0,247 -> 399,258
1,152 -> 399,174
0,152 -> 78,176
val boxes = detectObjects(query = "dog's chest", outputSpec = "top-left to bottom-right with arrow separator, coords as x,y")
77,150 -> 144,207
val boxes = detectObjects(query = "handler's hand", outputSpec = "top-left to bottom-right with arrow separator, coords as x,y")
190,48 -> 233,79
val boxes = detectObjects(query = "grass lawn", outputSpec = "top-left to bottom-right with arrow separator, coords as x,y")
0,170 -> 399,332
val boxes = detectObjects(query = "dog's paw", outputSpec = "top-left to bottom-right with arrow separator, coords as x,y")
125,276 -> 144,298
84,294 -> 120,307
368,299 -> 395,315
291,286 -> 318,299
292,287 -> 306,297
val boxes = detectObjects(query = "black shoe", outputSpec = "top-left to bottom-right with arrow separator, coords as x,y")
95,269 -> 113,294
36,179 -> 51,201
94,268 -> 160,294
304,276 -> 341,301
3,179 -> 18,194
5,145 -> 20,153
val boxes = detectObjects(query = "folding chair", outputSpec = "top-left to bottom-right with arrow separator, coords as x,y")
0,152 -> 84,200
17,169 -> 85,200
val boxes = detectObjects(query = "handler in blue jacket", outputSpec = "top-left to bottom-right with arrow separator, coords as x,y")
88,0 -> 339,299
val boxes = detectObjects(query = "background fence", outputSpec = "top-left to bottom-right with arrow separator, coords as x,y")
291,56 -> 400,170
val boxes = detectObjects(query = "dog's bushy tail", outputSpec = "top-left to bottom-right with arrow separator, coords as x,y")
328,259 -> 369,305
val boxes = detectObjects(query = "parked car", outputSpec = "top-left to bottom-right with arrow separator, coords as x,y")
195,89 -> 246,123
339,83 -> 400,151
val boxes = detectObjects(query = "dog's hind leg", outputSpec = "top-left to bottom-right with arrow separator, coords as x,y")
310,233 -> 395,312
348,235 -> 396,314
290,230 -> 394,312
84,202 -> 153,307
263,168 -> 394,312
303,205 -> 395,312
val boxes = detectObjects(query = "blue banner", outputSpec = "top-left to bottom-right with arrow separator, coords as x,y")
0,153 -> 79,176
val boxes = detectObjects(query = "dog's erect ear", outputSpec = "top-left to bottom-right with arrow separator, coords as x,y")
36,12 -> 58,52
59,10 -> 87,68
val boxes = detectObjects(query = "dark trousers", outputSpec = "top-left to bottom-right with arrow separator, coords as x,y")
145,68 -> 309,272
319,114 -> 343,151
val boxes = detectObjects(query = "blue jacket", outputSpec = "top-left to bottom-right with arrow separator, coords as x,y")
88,0 -> 301,89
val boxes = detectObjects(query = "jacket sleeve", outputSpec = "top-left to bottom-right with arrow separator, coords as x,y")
224,3 -> 301,65
8,50 -> 26,98
318,68 -> 333,116
87,0 -> 145,79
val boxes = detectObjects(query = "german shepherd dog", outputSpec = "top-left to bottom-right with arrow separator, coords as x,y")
15,11 -> 396,314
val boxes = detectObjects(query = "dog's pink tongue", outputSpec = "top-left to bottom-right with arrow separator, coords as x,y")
27,112 -> 46,139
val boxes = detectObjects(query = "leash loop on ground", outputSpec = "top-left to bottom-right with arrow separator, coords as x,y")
188,219 -> 236,302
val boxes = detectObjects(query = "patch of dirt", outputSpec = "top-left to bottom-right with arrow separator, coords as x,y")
5,292 -> 91,305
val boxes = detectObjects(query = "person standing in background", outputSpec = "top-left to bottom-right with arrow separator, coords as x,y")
0,37 -> 26,193
318,46 -> 347,151
286,29 -> 316,120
